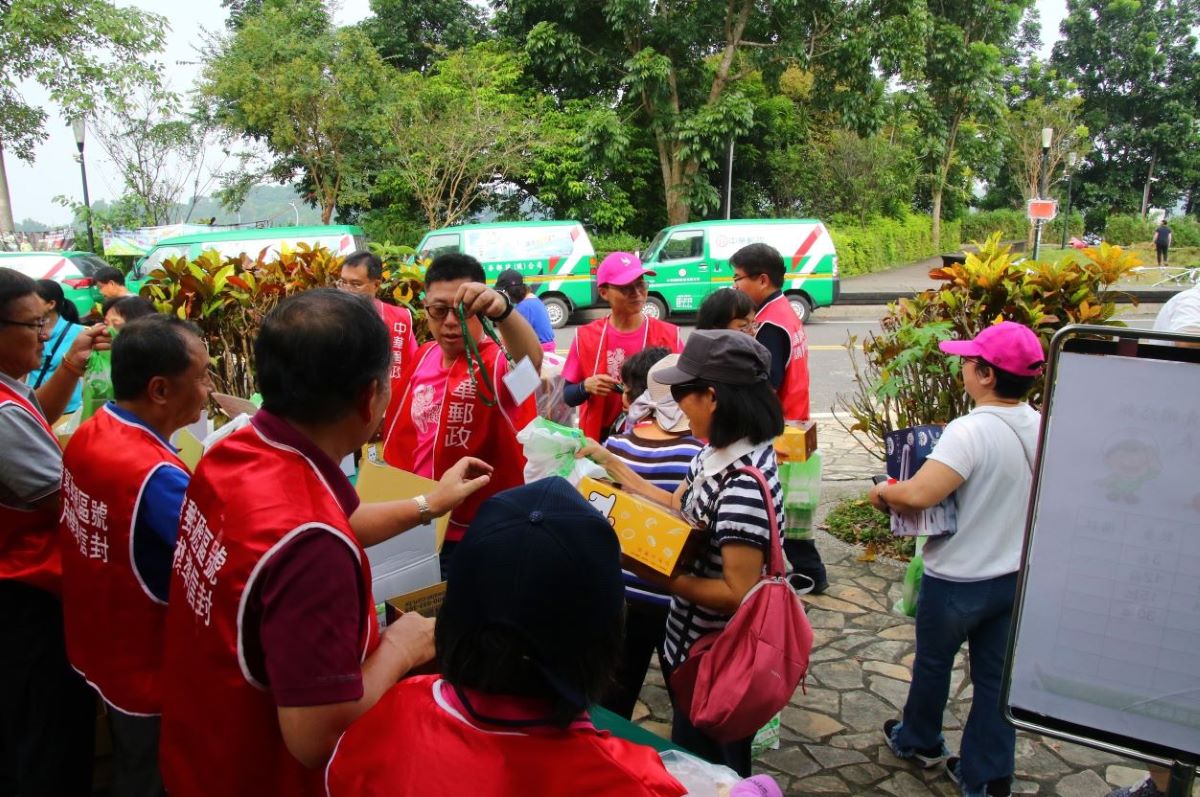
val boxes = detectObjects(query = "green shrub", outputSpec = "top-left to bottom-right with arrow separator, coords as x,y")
836,234 -> 1141,457
959,209 -> 1027,243
592,232 -> 648,260
1104,214 -> 1155,246
1164,216 -> 1200,247
828,213 -> 961,276
1046,211 -> 1084,243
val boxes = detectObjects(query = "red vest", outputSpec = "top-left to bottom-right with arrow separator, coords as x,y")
574,317 -> 680,441
382,340 -> 536,541
377,300 -> 417,437
0,379 -> 61,595
756,294 -> 811,421
159,423 -> 379,797
325,676 -> 686,797
60,406 -> 187,715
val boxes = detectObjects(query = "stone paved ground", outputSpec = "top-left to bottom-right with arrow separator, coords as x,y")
632,423 -> 1196,797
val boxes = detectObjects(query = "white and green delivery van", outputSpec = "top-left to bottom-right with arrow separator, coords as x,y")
640,218 -> 839,323
417,221 -> 596,328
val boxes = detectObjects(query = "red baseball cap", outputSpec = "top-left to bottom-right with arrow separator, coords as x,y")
938,321 -> 1045,377
596,251 -> 655,286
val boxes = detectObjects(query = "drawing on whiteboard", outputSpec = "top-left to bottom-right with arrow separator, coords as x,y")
1097,438 -> 1162,504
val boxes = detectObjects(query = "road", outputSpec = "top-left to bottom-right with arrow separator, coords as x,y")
551,306 -> 1162,417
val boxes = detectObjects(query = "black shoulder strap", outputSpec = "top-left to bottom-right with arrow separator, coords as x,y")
32,322 -> 73,389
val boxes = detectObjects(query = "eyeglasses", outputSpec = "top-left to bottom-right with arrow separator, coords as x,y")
336,278 -> 370,290
0,317 -> 48,331
424,303 -> 454,321
732,274 -> 752,284
609,279 -> 647,297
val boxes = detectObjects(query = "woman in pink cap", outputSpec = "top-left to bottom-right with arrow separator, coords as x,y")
562,252 -> 682,442
868,321 -> 1045,797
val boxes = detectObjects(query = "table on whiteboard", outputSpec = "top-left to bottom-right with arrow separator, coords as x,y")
1007,344 -> 1200,761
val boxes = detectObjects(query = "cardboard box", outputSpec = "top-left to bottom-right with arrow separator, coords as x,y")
387,581 -> 447,618
356,452 -> 450,551
774,420 -> 817,462
577,477 -> 700,576
885,425 -> 957,538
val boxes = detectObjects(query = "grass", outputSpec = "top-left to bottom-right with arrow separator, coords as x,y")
822,494 -> 915,561
1044,244 -> 1200,282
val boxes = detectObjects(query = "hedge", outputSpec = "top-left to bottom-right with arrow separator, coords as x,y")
1105,213 -> 1200,247
828,214 -> 962,276
960,209 -> 1027,243
591,232 -> 648,261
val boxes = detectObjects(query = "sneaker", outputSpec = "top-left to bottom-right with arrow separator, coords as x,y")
882,719 -> 951,768
1107,777 -> 1166,797
945,756 -> 1012,797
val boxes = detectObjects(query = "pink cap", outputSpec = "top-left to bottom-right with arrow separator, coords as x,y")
730,775 -> 784,797
596,251 -> 655,286
938,321 -> 1045,377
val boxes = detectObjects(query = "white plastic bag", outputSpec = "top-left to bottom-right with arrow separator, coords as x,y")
658,749 -> 740,797
516,417 -> 606,485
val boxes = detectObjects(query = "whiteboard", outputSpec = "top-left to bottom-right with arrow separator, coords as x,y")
1007,349 -> 1200,758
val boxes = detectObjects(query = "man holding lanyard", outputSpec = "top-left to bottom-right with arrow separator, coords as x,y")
731,242 -> 826,593
563,252 -> 681,442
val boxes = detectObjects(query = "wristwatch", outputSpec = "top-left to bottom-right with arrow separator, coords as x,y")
487,292 -> 515,323
413,494 -> 434,525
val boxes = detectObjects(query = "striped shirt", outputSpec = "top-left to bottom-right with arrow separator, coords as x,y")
663,440 -> 782,669
604,426 -> 704,605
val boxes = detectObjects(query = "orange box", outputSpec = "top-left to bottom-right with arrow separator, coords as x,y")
774,420 -> 817,462
577,477 -> 700,576
387,581 -> 447,618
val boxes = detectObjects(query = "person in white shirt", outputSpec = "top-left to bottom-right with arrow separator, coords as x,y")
868,321 -> 1045,797
1152,284 -> 1200,334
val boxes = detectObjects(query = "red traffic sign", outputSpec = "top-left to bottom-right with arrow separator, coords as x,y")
1027,198 -> 1059,221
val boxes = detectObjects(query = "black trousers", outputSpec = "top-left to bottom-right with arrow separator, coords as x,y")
601,600 -> 670,719
0,581 -> 96,796
107,707 -> 165,797
669,697 -> 754,778
784,538 -> 827,589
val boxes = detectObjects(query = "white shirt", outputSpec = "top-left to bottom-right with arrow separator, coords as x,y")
923,404 -> 1040,581
1153,285 -> 1200,334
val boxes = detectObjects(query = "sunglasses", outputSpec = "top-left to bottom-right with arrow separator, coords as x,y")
424,303 -> 455,321
669,382 -> 704,402
607,279 -> 647,297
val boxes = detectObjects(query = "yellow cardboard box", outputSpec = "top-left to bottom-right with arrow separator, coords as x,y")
577,477 -> 699,576
774,420 -> 817,462
356,449 -> 450,551
386,581 -> 447,618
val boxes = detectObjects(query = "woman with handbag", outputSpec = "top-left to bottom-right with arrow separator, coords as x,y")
29,280 -> 84,413
581,329 -> 792,777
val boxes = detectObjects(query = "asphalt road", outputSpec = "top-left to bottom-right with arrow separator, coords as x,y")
551,306 -> 1162,418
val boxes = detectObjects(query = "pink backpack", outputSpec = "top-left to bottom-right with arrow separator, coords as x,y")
668,466 -> 814,743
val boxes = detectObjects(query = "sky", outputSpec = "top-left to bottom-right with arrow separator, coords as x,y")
7,0 -> 1068,226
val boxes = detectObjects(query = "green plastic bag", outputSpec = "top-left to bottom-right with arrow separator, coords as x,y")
514,417 -> 606,484
895,536 -> 926,617
79,347 -> 113,421
751,712 -> 782,757
779,451 -> 823,541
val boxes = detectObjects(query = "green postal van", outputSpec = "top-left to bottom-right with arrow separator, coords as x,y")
417,221 -> 596,329
126,225 -> 367,294
641,218 -> 839,323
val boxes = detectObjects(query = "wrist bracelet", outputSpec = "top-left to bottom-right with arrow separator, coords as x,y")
487,293 -> 515,323
413,494 -> 434,524
62,358 -> 85,377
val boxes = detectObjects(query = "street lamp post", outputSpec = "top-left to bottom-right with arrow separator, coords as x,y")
1032,126 -> 1053,262
1061,152 -> 1077,251
71,117 -> 96,253
288,201 -> 299,226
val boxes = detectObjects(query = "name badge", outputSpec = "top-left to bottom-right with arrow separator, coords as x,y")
503,357 -> 541,405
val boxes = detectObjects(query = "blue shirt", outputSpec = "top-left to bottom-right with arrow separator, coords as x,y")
29,315 -> 84,412
516,296 -> 555,346
106,403 -> 190,602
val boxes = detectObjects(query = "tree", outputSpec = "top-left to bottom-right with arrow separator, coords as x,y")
902,0 -> 1031,249
379,43 -> 536,228
495,0 -> 927,226
1052,0 -> 1200,218
0,0 -> 165,233
200,0 -> 391,224
361,0 -> 486,72
89,88 -> 222,226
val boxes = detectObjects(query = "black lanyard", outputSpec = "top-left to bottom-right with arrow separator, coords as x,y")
33,320 -> 72,389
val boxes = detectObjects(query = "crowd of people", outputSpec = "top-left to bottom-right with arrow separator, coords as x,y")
7,238 -> 1176,796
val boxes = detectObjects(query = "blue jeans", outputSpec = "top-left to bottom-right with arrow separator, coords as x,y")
894,572 -> 1018,793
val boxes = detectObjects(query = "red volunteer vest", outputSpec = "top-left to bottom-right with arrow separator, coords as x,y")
0,379 -> 61,595
574,317 -> 680,441
325,676 -> 686,797
382,340 -> 536,541
756,294 -> 811,421
60,406 -> 187,715
377,299 -> 417,437
159,423 -> 379,797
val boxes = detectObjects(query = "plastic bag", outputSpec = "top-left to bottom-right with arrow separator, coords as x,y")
79,348 -> 112,421
750,712 -> 782,757
893,536 -> 926,617
658,750 -> 740,797
516,417 -> 606,485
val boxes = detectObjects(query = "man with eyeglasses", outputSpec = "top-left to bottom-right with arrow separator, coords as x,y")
336,251 -> 417,437
382,253 -> 542,574
0,267 -> 110,794
563,252 -> 681,442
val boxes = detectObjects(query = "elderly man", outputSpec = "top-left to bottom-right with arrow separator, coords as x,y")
337,250 -> 417,433
0,267 -> 108,794
382,253 -> 543,572
59,315 -> 213,796
159,290 -> 493,796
